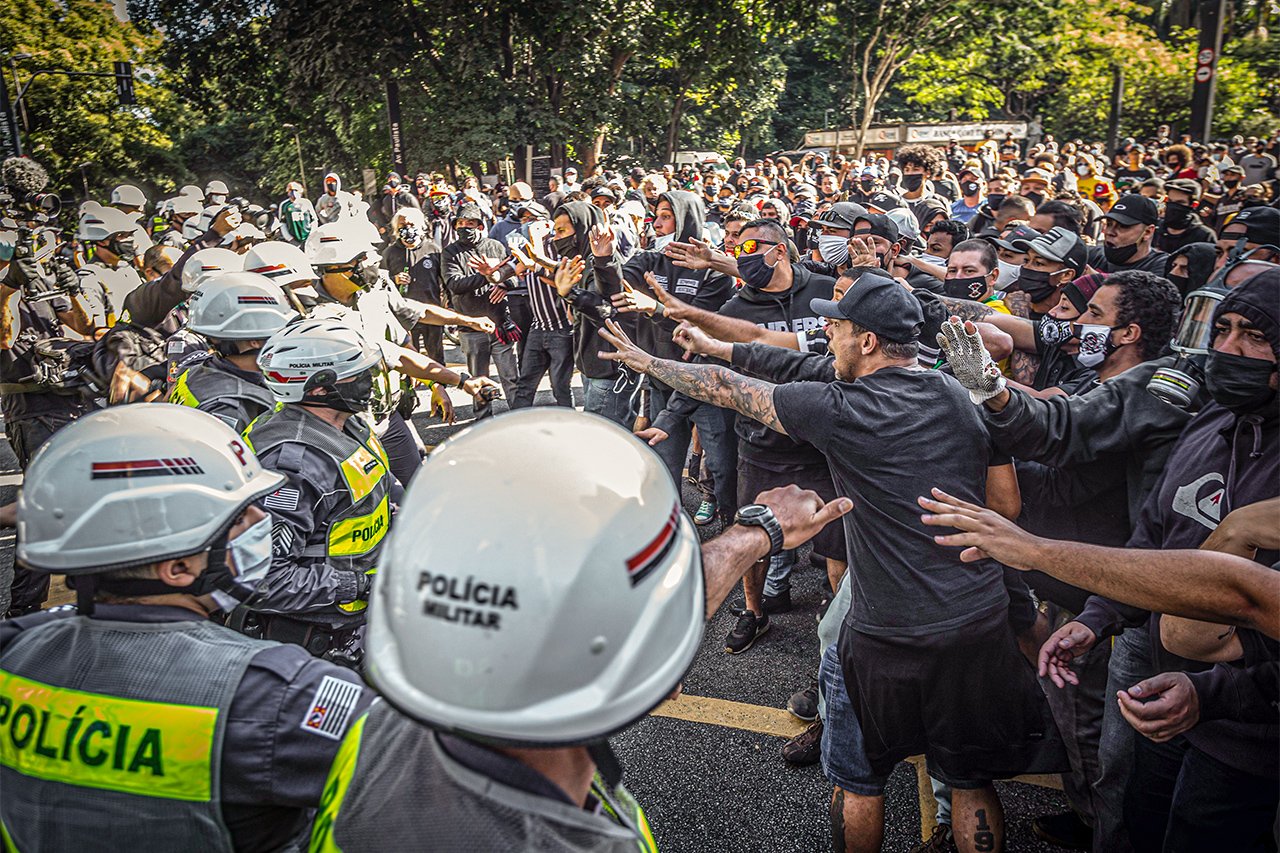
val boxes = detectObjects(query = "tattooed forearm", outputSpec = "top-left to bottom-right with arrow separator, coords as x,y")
647,359 -> 787,435
1009,349 -> 1041,385
936,296 -> 995,323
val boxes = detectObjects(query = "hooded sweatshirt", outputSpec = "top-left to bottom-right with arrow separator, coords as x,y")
443,203 -> 516,325
607,191 -> 734,365
315,172 -> 352,225
556,202 -> 626,379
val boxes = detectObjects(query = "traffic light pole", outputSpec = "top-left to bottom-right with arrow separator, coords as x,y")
4,63 -> 136,156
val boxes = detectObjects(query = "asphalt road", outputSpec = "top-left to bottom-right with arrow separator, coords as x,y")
1,354 -> 1076,852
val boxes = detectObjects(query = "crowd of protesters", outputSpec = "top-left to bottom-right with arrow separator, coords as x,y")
0,119 -> 1276,853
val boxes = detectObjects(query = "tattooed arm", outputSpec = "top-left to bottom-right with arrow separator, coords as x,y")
936,296 -> 995,323
598,319 -> 787,435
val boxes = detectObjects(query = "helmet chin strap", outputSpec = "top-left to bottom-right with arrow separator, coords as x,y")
587,739 -> 623,788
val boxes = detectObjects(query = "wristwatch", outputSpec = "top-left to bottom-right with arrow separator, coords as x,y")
734,504 -> 785,557
454,371 -> 472,389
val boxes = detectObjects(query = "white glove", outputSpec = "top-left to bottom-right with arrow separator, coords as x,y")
937,317 -> 1006,404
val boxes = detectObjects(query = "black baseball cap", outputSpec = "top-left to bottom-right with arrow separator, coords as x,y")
1025,226 -> 1089,276
1104,194 -> 1159,226
811,201 -> 869,231
865,191 -> 906,213
989,224 -> 1042,252
1223,206 -> 1280,245
852,213 -> 900,244
810,272 -> 923,343
1164,178 -> 1202,200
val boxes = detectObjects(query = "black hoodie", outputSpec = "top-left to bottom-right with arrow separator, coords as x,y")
554,201 -> 625,379
652,262 -> 836,469
600,190 -> 734,365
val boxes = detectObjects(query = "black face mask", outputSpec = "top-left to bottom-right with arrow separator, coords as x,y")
986,193 -> 1006,210
736,251 -> 776,291
552,235 -> 578,259
1016,266 -> 1062,303
1163,201 -> 1195,229
1167,272 -> 1190,294
456,227 -> 481,247
1037,317 -> 1075,349
1104,241 -> 1140,265
860,179 -> 877,193
1223,178 -> 1241,190
942,275 -> 990,301
900,174 -> 924,192
1024,191 -> 1044,207
961,181 -> 980,197
328,369 -> 376,413
1204,350 -> 1278,415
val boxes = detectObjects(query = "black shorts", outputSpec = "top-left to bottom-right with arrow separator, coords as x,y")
736,458 -> 846,561
838,612 -> 1067,787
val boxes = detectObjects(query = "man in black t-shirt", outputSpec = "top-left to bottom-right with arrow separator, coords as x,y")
599,272 -> 1063,853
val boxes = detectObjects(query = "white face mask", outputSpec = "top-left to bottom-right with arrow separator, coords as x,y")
228,514 -> 274,586
653,233 -> 675,252
817,234 -> 850,265
995,259 -> 1021,289
1073,324 -> 1114,368
918,252 -> 946,267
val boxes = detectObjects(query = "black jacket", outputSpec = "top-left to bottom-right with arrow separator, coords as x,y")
443,236 -> 514,322
382,239 -> 443,306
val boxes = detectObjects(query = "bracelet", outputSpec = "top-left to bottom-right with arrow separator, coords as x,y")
652,303 -> 666,320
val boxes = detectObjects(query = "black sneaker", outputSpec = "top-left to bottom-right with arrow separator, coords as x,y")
909,824 -> 956,853
1032,811 -> 1092,850
782,720 -> 823,766
787,680 -> 819,721
724,610 -> 769,654
761,589 -> 792,614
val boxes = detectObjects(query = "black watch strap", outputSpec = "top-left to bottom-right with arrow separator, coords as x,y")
734,504 -> 785,557
455,371 -> 472,389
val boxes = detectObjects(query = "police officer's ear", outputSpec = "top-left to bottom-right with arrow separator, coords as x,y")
154,556 -> 200,589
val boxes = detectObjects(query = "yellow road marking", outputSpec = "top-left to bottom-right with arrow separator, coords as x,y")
650,693 -> 810,739
651,692 -> 1063,844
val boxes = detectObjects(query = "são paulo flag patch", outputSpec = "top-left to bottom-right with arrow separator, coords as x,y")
300,675 -> 362,740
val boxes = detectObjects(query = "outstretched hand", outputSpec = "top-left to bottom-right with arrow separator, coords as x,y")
937,316 -> 1006,404
554,256 -> 586,297
664,236 -> 715,270
597,318 -> 655,373
918,488 -> 1042,568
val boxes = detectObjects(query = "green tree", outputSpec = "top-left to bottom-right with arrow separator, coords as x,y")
0,0 -> 189,198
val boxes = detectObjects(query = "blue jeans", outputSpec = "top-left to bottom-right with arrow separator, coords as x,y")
1093,626 -> 1153,853
819,640 -> 888,796
648,385 -> 738,518
583,374 -> 638,427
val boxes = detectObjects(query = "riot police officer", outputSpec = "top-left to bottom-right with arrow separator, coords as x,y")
169,271 -> 298,432
75,205 -> 142,330
237,321 -> 394,663
0,405 -> 373,850
310,409 -> 851,851
154,194 -> 204,250
0,229 -> 97,617
304,220 -> 501,484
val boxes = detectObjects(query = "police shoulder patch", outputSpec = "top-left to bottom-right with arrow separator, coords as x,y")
300,674 -> 363,740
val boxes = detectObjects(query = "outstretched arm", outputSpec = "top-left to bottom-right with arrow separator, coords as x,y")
598,319 -> 786,435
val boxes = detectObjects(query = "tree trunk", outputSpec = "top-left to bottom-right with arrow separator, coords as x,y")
665,89 -> 687,165
585,50 -> 633,173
